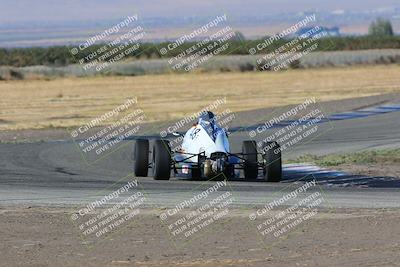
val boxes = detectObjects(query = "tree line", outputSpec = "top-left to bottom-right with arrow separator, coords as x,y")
1,35 -> 399,68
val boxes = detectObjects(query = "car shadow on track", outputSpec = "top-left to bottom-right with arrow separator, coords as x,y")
193,163 -> 400,188
281,163 -> 400,188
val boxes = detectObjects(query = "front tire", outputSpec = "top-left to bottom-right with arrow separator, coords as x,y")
242,140 -> 258,180
153,140 -> 171,180
134,139 -> 149,177
263,141 -> 282,182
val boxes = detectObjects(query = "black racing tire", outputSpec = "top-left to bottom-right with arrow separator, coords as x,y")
153,140 -> 171,180
263,141 -> 282,182
242,140 -> 258,180
191,167 -> 202,180
224,163 -> 235,180
134,139 -> 149,177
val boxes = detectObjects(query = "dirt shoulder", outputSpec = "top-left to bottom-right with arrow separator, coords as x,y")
1,206 -> 399,267
334,163 -> 400,178
289,148 -> 400,178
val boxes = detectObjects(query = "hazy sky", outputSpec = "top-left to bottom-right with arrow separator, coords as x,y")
1,0 -> 399,24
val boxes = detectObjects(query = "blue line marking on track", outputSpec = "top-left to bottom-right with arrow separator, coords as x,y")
229,103 -> 400,133
66,103 -> 400,141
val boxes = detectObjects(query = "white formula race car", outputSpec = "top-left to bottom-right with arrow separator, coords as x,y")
134,111 -> 282,181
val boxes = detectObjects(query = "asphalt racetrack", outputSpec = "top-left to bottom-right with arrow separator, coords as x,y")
1,94 -> 400,209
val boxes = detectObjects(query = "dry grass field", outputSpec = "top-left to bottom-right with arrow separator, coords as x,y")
1,65 -> 400,130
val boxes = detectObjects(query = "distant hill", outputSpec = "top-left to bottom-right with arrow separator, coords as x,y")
0,0 -> 399,47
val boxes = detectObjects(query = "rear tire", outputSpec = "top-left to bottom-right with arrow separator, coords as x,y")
242,140 -> 258,180
224,164 -> 235,179
191,167 -> 202,180
263,141 -> 282,182
153,140 -> 171,180
134,139 -> 149,177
